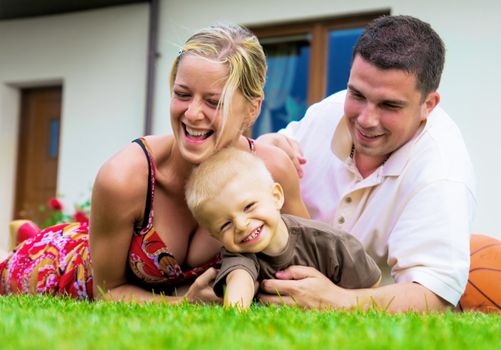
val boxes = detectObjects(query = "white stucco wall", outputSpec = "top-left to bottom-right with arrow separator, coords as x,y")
1,0 -> 499,250
0,4 -> 149,249
154,0 -> 501,238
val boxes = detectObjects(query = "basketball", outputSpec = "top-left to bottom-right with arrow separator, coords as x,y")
459,234 -> 501,312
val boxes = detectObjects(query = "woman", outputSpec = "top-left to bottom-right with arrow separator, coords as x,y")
0,24 -> 309,303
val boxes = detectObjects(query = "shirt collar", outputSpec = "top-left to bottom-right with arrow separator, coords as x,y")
331,116 -> 353,161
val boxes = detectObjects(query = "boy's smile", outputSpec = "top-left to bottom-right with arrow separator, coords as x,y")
241,225 -> 263,243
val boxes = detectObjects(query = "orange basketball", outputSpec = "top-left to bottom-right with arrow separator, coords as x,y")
459,234 -> 501,313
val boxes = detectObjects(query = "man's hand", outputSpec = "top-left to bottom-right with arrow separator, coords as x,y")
257,133 -> 306,177
259,266 -> 352,309
185,267 -> 223,304
259,265 -> 451,312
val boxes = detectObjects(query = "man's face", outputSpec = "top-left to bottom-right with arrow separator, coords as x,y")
344,55 -> 439,165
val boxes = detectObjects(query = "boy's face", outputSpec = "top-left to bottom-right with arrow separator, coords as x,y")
195,176 -> 284,254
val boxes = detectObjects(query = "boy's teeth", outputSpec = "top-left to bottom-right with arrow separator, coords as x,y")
243,226 -> 261,242
245,232 -> 257,242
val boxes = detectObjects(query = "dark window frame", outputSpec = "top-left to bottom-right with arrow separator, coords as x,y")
249,10 -> 390,106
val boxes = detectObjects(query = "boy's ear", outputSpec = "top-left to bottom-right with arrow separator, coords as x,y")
272,183 -> 285,210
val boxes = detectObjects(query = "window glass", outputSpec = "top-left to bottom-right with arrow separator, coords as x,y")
252,25 -> 366,136
48,118 -> 60,159
252,39 -> 309,137
326,28 -> 363,95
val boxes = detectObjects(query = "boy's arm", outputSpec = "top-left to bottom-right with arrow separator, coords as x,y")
224,269 -> 256,310
371,275 -> 382,288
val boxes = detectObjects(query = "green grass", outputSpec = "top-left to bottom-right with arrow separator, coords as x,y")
0,295 -> 499,350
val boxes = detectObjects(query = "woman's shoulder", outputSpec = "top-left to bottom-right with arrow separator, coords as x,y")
98,135 -> 174,179
90,139 -> 152,226
94,137 -> 166,199
253,140 -> 296,179
98,142 -> 144,180
253,138 -> 309,218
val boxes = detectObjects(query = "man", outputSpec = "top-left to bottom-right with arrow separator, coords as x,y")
258,15 -> 476,312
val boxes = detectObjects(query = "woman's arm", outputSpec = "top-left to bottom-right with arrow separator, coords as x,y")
255,142 -> 310,218
89,146 -> 172,302
89,145 -> 187,303
89,145 -> 221,304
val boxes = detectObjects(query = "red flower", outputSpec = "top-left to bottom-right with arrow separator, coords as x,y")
16,221 -> 40,245
48,198 -> 63,211
73,210 -> 89,225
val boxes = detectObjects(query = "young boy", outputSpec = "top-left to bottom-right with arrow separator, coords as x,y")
185,147 -> 381,310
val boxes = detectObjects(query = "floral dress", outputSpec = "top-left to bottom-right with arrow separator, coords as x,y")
0,222 -> 92,299
0,137 -> 220,300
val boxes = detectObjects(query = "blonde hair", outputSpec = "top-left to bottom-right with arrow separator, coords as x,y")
185,147 -> 274,218
170,23 -> 267,146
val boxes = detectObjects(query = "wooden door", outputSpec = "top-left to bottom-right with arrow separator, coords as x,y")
14,87 -> 62,226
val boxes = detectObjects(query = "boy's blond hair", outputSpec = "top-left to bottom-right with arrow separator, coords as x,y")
185,147 -> 274,218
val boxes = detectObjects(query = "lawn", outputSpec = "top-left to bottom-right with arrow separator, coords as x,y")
0,295 -> 499,350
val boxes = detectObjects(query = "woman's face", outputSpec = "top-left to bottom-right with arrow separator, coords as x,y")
170,54 -> 257,164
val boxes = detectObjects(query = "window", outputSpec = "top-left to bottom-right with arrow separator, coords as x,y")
249,11 -> 389,137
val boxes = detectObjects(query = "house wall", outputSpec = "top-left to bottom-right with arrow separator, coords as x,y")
1,0 -> 500,250
0,4 -> 148,249
155,0 -> 501,238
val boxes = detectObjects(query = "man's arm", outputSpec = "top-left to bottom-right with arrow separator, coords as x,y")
259,266 -> 449,312
224,269 -> 256,310
257,92 -> 346,177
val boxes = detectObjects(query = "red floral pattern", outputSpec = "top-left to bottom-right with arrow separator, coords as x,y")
128,229 -> 220,288
0,220 -> 219,299
126,137 -> 220,289
0,223 -> 93,299
0,137 -> 220,299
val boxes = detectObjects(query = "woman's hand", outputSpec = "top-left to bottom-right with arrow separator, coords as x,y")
185,267 -> 223,304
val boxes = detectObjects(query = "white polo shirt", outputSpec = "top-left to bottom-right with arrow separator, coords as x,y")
281,90 -> 477,305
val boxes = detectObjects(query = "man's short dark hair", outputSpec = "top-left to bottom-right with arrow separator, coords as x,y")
353,15 -> 445,96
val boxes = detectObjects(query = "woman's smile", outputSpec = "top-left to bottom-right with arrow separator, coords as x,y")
183,123 -> 214,143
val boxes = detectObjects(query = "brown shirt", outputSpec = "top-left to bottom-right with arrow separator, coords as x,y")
213,214 -> 381,297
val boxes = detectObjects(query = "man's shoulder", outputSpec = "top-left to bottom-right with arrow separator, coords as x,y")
426,104 -> 464,141
387,104 -> 475,199
313,90 -> 346,110
414,105 -> 474,180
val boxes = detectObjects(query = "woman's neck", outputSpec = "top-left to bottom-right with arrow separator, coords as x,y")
155,136 -> 196,195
